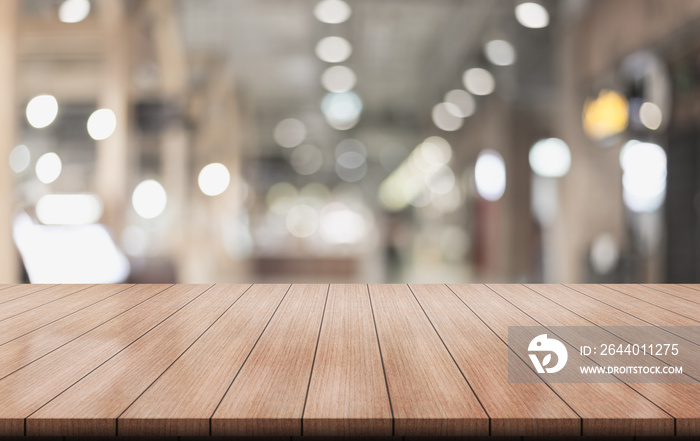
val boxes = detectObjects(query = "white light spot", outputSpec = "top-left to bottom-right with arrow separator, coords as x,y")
463,68 -> 495,96
590,233 -> 619,274
273,118 -> 306,148
639,102 -> 663,130
9,145 -> 30,174
198,163 -> 231,196
87,108 -> 117,140
444,89 -> 476,118
475,149 -> 506,201
313,0 -> 351,24
59,0 -> 90,23
529,138 -> 572,178
321,65 -> 356,93
36,193 -> 103,225
432,103 -> 464,132
26,95 -> 58,129
320,202 -> 365,244
132,179 -> 167,219
620,140 -> 666,212
485,39 -> 517,66
315,36 -> 352,63
35,152 -> 62,184
322,92 -> 362,129
286,204 -> 319,238
515,2 -> 550,29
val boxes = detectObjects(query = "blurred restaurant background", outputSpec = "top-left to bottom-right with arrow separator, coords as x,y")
1,0 -> 700,284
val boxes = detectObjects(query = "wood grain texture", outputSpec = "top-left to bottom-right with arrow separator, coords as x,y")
452,284 -> 673,437
27,284 -> 251,436
652,284 -> 700,304
409,284 -> 579,436
368,284 -> 489,436
0,284 -> 697,437
602,284 -> 700,318
0,285 -> 86,321
211,284 -> 328,436
569,284 -> 700,436
0,284 -> 54,304
303,284 -> 392,436
120,284 -> 291,436
0,284 -> 209,436
529,284 -> 700,380
0,284 -> 132,346
568,284 -> 699,343
0,284 -> 169,380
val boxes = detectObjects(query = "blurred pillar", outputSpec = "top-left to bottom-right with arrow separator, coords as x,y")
95,0 -> 129,233
149,0 -> 190,278
0,0 -> 19,283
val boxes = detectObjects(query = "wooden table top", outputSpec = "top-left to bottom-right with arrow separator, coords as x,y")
0,283 -> 697,437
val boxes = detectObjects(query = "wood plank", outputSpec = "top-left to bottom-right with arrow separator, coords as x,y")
27,284 -> 251,436
0,284 -> 210,436
303,284 -> 392,436
569,284 -> 700,436
0,284 -> 55,304
568,284 -> 699,342
0,285 -> 92,321
529,284 -> 700,380
211,284 -> 329,436
680,284 -> 700,294
0,284 -> 170,380
409,284 -> 579,436
450,284 -> 673,437
602,284 -> 700,317
644,284 -> 700,304
368,284 -> 488,436
120,284 -> 291,436
0,285 -> 132,345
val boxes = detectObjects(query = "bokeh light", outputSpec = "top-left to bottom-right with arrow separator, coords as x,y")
582,89 -> 628,141
322,91 -> 362,129
35,152 -> 62,184
484,40 -> 516,66
132,179 -> 167,219
273,118 -> 306,148
444,89 -> 476,118
9,144 -> 30,174
36,194 -> 103,225
286,204 -> 319,237
198,163 -> 231,196
26,95 -> 58,129
515,2 -> 550,29
463,68 -> 495,96
321,65 -> 356,93
529,138 -> 572,178
87,108 -> 117,140
315,36 -> 352,63
59,0 -> 91,23
432,103 -> 464,131
619,140 -> 667,212
639,101 -> 663,130
313,0 -> 351,24
474,149 -> 506,201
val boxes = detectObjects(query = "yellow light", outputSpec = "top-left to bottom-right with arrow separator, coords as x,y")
582,89 -> 628,141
